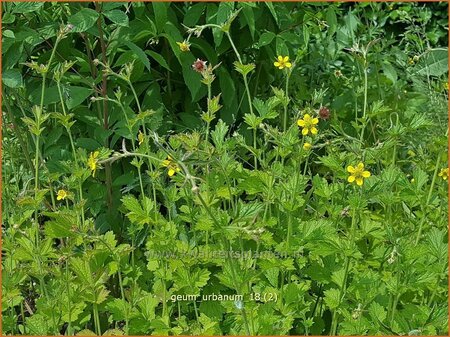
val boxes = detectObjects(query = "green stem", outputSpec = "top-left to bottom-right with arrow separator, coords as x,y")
117,269 -> 129,335
283,69 -> 291,131
65,260 -> 73,335
415,152 -> 442,245
359,59 -> 369,147
56,81 -> 85,226
253,128 -> 258,170
225,32 -> 254,117
93,302 -> 101,336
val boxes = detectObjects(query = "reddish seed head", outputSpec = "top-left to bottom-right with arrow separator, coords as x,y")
192,58 -> 207,73
319,106 -> 330,120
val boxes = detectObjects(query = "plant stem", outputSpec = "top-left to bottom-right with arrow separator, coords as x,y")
359,58 -> 369,147
56,81 -> 85,226
93,302 -> 101,336
95,2 -> 114,214
225,32 -> 254,117
283,69 -> 292,131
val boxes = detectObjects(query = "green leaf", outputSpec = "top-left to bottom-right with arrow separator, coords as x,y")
66,86 -> 94,109
145,50 -> 171,71
123,41 -> 151,72
68,8 -> 99,33
233,61 -> 255,77
265,3 -> 278,26
257,31 -> 276,48
121,195 -> 155,227
276,36 -> 289,57
241,6 -> 255,39
152,2 -> 170,33
416,48 -> 448,77
12,2 -> 44,14
2,68 -> 23,88
218,67 -> 238,123
104,10 -> 129,27
214,2 -> 234,45
183,3 -> 206,26
324,288 -> 340,309
211,119 -> 229,148
382,62 -> 397,84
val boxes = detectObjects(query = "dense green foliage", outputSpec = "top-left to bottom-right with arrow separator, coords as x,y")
2,2 -> 448,335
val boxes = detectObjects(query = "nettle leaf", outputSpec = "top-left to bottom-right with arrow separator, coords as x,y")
68,8 -> 99,33
324,288 -> 341,310
121,195 -> 155,227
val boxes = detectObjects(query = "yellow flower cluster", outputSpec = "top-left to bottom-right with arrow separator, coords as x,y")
176,41 -> 190,52
162,156 -> 181,177
87,151 -> 99,177
347,163 -> 371,186
439,168 -> 448,180
297,114 -> 319,136
274,56 -> 292,70
57,189 -> 68,201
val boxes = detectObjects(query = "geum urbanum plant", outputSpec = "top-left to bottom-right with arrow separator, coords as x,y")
2,2 -> 448,336
81,9 -> 392,335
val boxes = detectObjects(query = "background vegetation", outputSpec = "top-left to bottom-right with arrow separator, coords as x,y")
2,2 -> 448,335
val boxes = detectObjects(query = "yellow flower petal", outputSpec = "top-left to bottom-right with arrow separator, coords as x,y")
274,61 -> 280,67
356,178 -> 364,186
362,171 -> 371,178
348,175 -> 355,183
285,62 -> 292,68
357,162 -> 364,170
278,65 -> 284,69
312,117 -> 319,125
303,114 -> 311,120
302,128 -> 309,136
278,56 -> 284,61
168,168 -> 176,177
310,127 -> 318,135
297,119 -> 306,127
283,56 -> 289,62
347,166 -> 356,173
162,160 -> 170,167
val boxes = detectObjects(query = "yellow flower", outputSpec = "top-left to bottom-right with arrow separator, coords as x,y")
176,41 -> 190,52
138,130 -> 144,145
347,162 -> 371,186
57,189 -> 68,201
274,56 -> 292,70
303,142 -> 312,150
297,114 -> 319,136
438,168 -> 449,180
87,151 -> 99,177
162,155 -> 181,177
